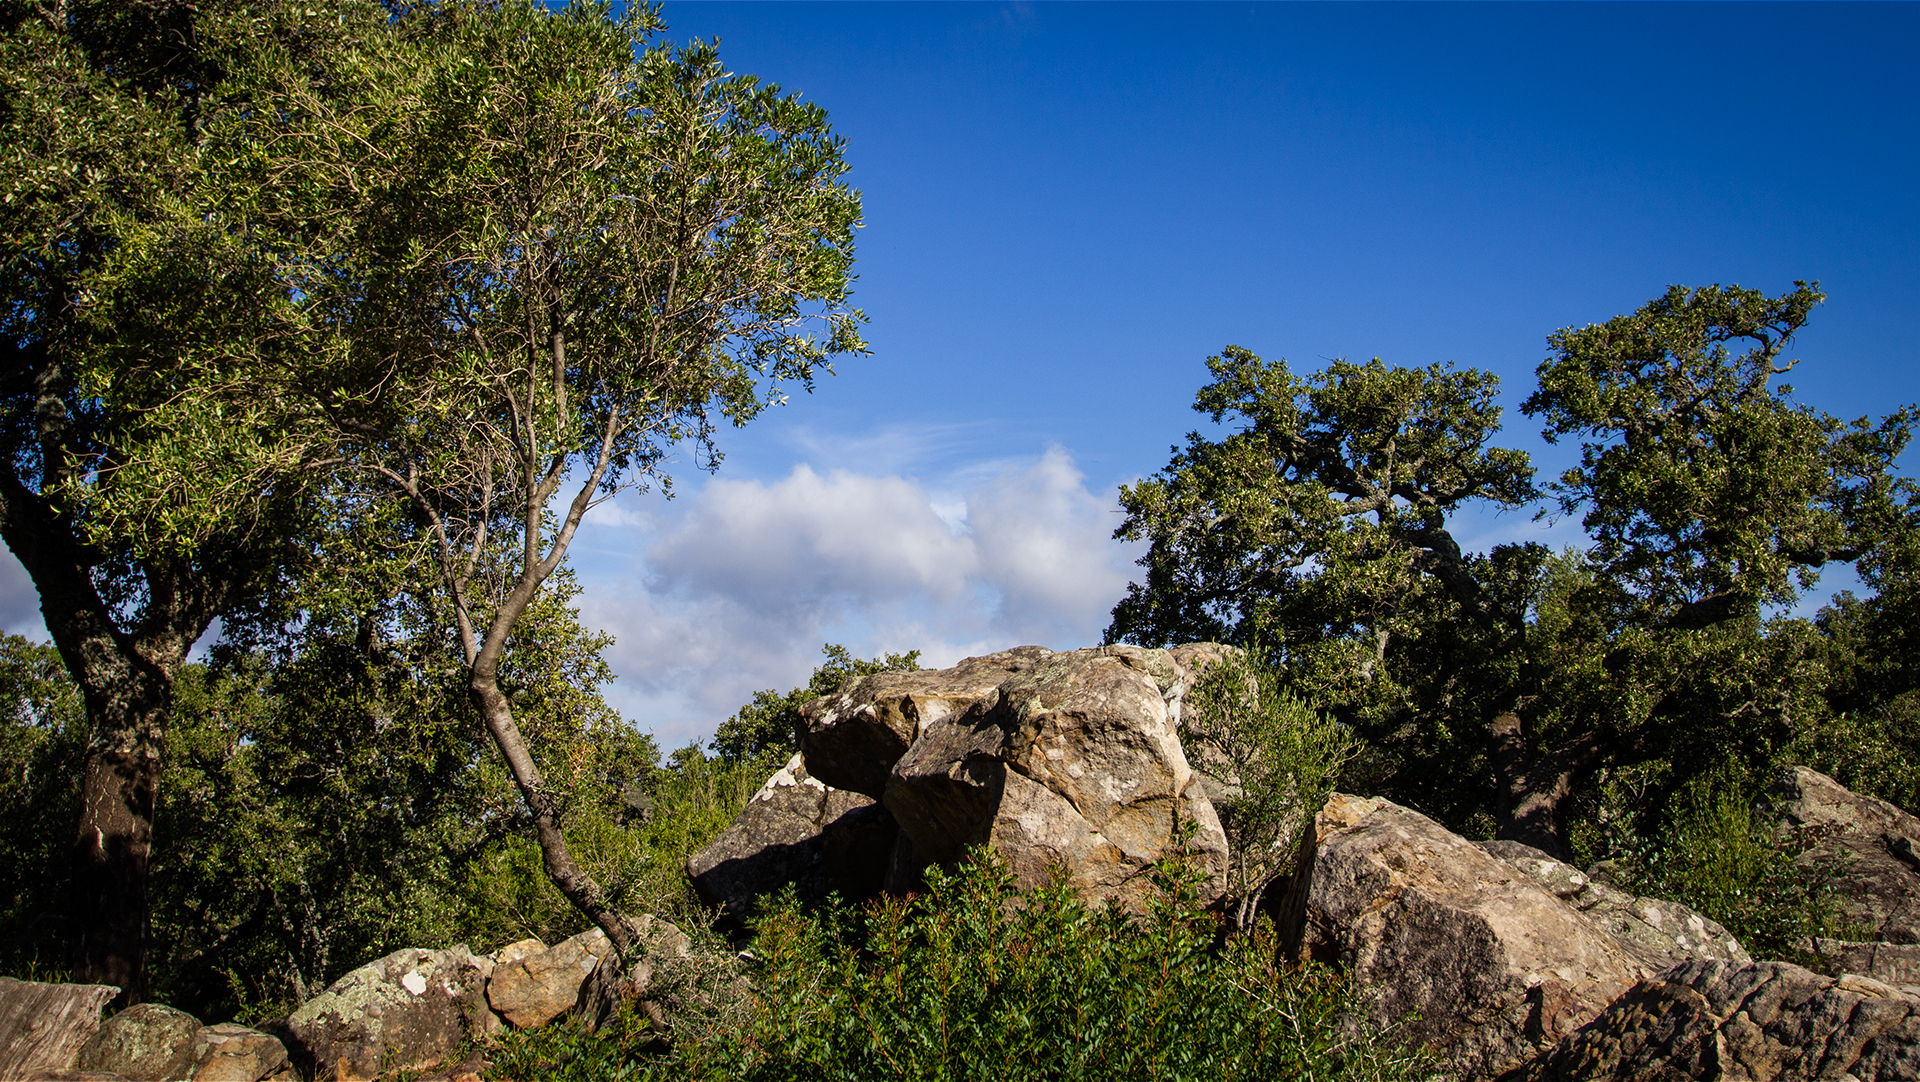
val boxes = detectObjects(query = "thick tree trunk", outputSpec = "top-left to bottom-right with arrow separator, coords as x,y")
70,672 -> 170,1001
0,482 -> 211,1004
1488,710 -> 1605,862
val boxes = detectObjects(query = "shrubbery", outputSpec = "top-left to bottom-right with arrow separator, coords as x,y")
491,850 -> 1436,1082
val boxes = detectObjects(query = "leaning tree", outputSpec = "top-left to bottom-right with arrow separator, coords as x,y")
106,0 -> 867,956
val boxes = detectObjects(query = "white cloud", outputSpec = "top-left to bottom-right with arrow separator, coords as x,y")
575,446 -> 1140,748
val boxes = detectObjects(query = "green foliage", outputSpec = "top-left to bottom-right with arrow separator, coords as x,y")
489,851 -> 1435,1082
0,634 -> 84,980
459,746 -> 772,948
1109,285 -> 1920,852
1590,768 -> 1846,962
1182,644 -> 1359,930
712,644 -> 922,762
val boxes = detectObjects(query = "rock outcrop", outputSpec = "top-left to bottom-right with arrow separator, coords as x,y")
881,645 -> 1230,908
186,1024 -> 288,1082
1764,767 -> 1920,944
1279,795 -> 1652,1079
686,753 -> 897,923
485,928 -> 614,1029
77,1003 -> 201,1081
800,646 -> 1054,797
273,946 -> 498,1082
1480,839 -> 1751,971
1806,939 -> 1920,993
1501,958 -> 1920,1081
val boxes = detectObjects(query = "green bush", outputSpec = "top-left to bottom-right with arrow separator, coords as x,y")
490,850 -> 1436,1082
1595,769 -> 1845,961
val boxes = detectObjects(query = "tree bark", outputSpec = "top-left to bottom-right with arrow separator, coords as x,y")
0,480 -> 222,1003
1488,709 -> 1605,861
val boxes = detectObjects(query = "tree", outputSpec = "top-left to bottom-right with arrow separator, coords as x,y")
107,0 -> 866,958
1109,284 -> 1918,856
0,0 -> 388,996
1180,645 -> 1357,931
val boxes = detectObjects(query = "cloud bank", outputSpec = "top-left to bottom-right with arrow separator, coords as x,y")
576,446 -> 1141,748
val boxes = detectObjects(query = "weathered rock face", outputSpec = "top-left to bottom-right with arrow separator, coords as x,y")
1806,939 -> 1920,994
1479,840 -> 1751,971
1501,958 -> 1920,1082
686,753 -> 897,923
882,645 -> 1230,908
486,928 -> 615,1029
1278,795 -> 1650,1080
1765,766 -> 1920,944
800,647 -> 1054,797
77,1003 -> 201,1081
274,946 -> 498,1082
0,978 -> 121,1080
187,1023 -> 287,1082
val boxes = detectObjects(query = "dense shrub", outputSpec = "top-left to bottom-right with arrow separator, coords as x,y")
1589,768 -> 1847,960
490,850 -> 1436,1082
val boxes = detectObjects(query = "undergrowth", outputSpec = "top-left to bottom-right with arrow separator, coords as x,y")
489,850 -> 1438,1082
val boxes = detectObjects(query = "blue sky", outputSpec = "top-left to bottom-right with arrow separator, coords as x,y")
5,2 -> 1915,748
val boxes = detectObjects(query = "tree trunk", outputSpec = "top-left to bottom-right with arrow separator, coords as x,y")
0,482 -> 212,1004
468,669 -> 640,961
1488,710 -> 1604,862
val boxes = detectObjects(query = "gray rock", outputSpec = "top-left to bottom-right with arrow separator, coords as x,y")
1765,767 -> 1920,944
273,946 -> 499,1082
77,1003 -> 200,1082
882,645 -> 1230,910
1805,938 -> 1920,994
1501,958 -> 1920,1081
1478,839 -> 1750,970
685,753 -> 897,923
487,928 -> 614,1029
800,646 -> 1054,797
1277,795 -> 1650,1080
186,1024 -> 286,1082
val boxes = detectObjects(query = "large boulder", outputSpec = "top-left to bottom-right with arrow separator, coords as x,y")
486,928 -> 615,1029
686,753 -> 898,923
800,646 -> 1054,797
882,645 -> 1230,909
273,946 -> 499,1082
77,1004 -> 200,1081
1764,767 -> 1920,944
1277,795 -> 1651,1080
1480,840 -> 1751,970
0,978 -> 121,1080
1501,958 -> 1920,1081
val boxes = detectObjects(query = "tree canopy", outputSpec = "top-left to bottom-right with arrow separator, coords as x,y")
1109,283 -> 1920,856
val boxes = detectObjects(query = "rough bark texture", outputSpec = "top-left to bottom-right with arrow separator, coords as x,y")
0,977 -> 121,1079
1489,710 -> 1603,861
